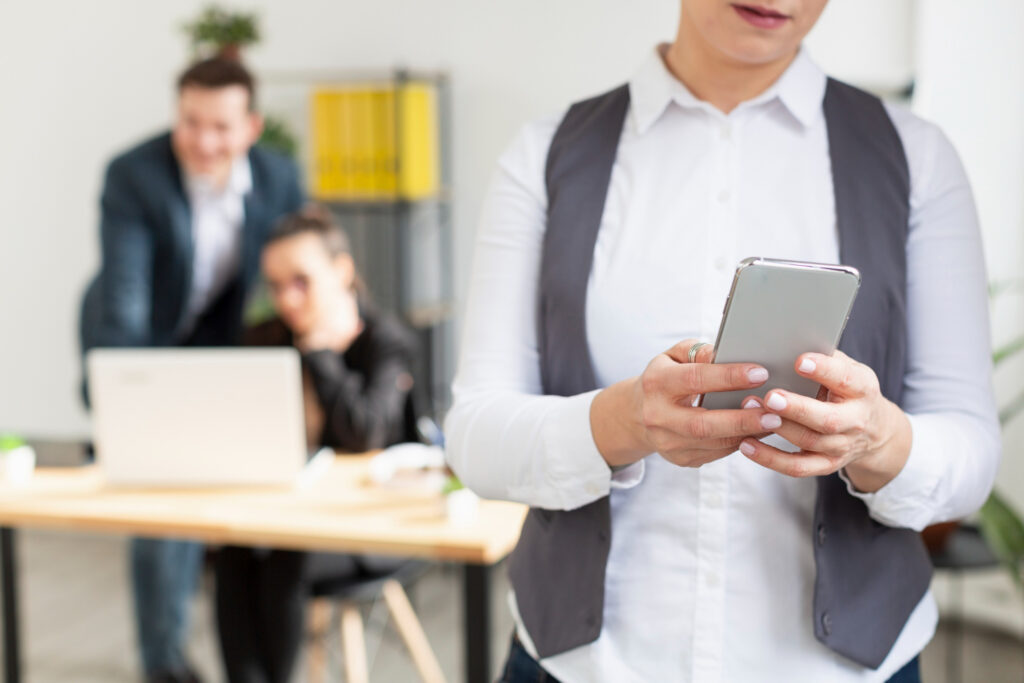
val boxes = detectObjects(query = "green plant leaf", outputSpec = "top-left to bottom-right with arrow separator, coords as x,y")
259,116 -> 298,159
992,334 -> 1024,366
183,5 -> 260,55
441,475 -> 464,495
0,434 -> 25,452
999,387 -> 1024,426
989,278 -> 1024,299
978,491 -> 1024,589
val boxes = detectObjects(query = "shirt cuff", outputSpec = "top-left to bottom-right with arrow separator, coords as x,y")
508,389 -> 645,509
838,413 -> 942,531
611,460 -> 646,489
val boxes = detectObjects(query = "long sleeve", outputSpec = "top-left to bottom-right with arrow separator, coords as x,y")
839,109 -> 1001,531
444,123 -> 641,511
92,158 -> 155,348
303,312 -> 416,452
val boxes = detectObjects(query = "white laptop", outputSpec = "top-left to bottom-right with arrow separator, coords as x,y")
87,348 -> 324,487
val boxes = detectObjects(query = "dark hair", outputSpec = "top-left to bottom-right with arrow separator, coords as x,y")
267,205 -> 364,294
267,205 -> 352,257
177,57 -> 256,110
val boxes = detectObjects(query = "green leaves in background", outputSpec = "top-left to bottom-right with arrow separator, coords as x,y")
978,490 -> 1024,588
0,433 -> 26,453
183,6 -> 260,56
993,335 -> 1024,368
979,280 -> 1024,590
441,475 -> 464,495
259,116 -> 299,160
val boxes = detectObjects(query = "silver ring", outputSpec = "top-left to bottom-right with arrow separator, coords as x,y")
688,342 -> 709,363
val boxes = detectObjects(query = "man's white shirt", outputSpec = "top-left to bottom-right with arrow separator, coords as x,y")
179,155 -> 252,340
446,46 -> 1000,682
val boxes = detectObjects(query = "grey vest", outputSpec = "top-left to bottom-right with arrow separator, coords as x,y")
509,79 -> 932,670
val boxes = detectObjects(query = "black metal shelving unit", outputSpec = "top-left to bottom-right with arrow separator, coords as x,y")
264,69 -> 455,421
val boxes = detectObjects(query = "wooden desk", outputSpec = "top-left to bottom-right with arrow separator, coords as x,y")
0,456 -> 527,683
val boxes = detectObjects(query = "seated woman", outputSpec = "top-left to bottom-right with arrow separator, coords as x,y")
214,206 -> 419,683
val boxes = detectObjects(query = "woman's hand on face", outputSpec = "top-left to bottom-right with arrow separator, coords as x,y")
591,339 -> 775,468
295,296 -> 363,354
736,350 -> 912,493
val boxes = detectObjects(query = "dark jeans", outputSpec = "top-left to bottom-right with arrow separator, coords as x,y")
499,638 -> 562,683
131,538 -> 204,676
214,547 -> 405,683
499,636 -> 922,683
888,654 -> 923,683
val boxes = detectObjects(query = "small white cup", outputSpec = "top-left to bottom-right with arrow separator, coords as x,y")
446,488 -> 480,525
1,445 -> 36,486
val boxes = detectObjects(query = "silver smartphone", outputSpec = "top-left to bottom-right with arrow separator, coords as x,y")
699,257 -> 861,410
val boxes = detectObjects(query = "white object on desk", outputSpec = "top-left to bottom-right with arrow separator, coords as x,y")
368,443 -> 446,489
1,445 -> 36,486
294,447 -> 335,490
446,488 -> 480,525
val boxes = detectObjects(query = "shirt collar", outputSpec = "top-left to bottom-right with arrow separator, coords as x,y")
628,44 -> 827,134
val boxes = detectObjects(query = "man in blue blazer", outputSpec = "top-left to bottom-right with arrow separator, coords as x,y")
80,57 -> 303,683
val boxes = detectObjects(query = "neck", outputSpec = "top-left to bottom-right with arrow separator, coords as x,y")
664,23 -> 798,114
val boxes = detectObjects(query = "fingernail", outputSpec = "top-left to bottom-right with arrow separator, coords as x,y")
760,414 -> 782,429
766,393 -> 787,411
739,441 -> 756,456
742,398 -> 761,409
747,367 -> 769,384
799,358 -> 816,373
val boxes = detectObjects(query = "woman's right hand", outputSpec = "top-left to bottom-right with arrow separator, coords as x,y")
591,339 -> 779,468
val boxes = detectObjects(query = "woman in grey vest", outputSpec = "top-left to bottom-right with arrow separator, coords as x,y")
446,1 -> 999,681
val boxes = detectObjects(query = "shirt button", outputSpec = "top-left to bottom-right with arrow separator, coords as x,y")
717,189 -> 730,203
720,123 -> 732,140
817,523 -> 827,547
705,572 -> 720,589
713,256 -> 727,271
705,492 -> 723,508
821,611 -> 833,636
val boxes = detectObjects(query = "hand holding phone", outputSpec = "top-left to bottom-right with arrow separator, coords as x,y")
699,257 -> 860,410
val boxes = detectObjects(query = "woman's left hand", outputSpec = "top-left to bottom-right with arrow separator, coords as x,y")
737,350 -> 912,493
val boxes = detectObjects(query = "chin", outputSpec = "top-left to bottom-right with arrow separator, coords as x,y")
723,36 -> 798,65
184,159 -> 228,177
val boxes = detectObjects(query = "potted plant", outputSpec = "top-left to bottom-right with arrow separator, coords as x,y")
259,116 -> 299,159
921,280 -> 1024,590
976,282 -> 1024,587
183,6 -> 260,60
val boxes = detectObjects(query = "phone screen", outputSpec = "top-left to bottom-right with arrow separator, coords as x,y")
699,257 -> 860,411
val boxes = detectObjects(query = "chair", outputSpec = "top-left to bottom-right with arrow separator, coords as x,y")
305,560 -> 446,683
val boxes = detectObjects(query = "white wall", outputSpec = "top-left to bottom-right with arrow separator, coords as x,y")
914,0 -> 1024,514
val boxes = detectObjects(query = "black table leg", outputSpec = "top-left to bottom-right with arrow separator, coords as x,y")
463,563 -> 491,683
1,527 -> 21,683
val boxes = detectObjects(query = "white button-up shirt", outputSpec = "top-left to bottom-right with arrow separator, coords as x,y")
178,155 -> 252,340
446,46 -> 1000,682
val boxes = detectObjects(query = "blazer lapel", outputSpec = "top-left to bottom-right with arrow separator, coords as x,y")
241,163 -> 268,289
167,175 -> 194,332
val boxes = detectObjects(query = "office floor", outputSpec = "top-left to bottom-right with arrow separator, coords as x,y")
3,529 -> 1023,682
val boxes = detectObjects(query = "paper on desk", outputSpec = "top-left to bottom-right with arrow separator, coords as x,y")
368,443 -> 447,490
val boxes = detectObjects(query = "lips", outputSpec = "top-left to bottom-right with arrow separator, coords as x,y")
732,4 -> 791,29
